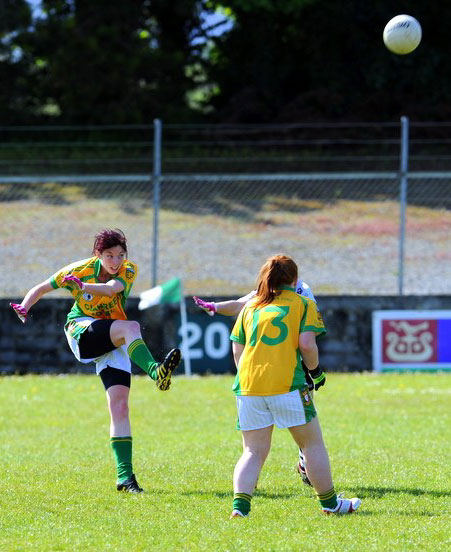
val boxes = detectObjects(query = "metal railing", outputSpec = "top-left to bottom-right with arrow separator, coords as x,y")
1,118 -> 450,298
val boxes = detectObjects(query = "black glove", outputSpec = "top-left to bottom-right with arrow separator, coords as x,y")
309,366 -> 326,391
301,360 -> 314,391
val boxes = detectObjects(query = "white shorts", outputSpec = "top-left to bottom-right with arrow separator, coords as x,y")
64,317 -> 131,375
236,388 -> 316,431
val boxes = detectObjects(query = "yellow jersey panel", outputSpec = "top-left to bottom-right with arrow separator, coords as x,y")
50,256 -> 138,322
230,288 -> 325,396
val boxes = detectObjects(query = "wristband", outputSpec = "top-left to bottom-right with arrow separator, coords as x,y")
312,371 -> 325,385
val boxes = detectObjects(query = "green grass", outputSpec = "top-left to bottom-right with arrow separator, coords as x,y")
1,373 -> 450,551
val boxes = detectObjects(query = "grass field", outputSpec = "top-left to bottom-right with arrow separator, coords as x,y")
1,373 -> 450,551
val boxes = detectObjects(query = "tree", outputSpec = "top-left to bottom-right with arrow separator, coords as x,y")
205,0 -> 451,122
3,1 -> 451,124
15,0 -> 207,123
0,0 -> 35,123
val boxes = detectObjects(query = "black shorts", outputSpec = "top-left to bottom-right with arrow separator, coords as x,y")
100,366 -> 131,390
78,320 -> 130,390
79,319 -> 116,359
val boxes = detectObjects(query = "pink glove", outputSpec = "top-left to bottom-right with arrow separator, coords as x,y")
10,302 -> 28,323
193,296 -> 216,316
62,274 -> 86,290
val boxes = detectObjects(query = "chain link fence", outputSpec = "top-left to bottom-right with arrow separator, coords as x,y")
1,175 -> 153,298
158,172 -> 451,296
1,122 -> 450,298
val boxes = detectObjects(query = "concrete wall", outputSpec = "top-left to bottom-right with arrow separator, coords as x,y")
2,295 -> 451,374
317,295 -> 451,372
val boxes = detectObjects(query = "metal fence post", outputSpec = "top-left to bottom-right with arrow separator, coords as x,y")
152,118 -> 162,288
398,116 -> 409,295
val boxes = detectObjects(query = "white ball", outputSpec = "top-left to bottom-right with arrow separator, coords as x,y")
383,14 -> 422,55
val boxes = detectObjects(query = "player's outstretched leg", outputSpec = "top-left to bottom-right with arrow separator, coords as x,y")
112,321 -> 181,389
155,348 -> 182,391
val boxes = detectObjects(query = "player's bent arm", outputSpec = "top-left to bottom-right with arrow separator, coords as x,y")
232,342 -> 244,367
83,280 -> 124,297
298,331 -> 319,371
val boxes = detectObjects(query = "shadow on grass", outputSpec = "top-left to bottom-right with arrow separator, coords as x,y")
342,485 -> 451,499
180,490 -> 231,499
254,490 -> 305,499
180,488 -> 302,499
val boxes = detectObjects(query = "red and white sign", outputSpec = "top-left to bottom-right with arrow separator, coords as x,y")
373,311 -> 451,372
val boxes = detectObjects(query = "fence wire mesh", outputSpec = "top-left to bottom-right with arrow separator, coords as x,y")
402,173 -> 451,295
2,172 -> 450,298
1,176 -> 153,297
1,122 -> 450,298
158,173 -> 450,296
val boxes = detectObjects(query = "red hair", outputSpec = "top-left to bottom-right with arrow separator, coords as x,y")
92,229 -> 127,255
254,254 -> 298,308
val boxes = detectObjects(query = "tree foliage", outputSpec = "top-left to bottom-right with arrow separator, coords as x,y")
206,0 -> 451,122
1,0 -> 450,123
3,0 -> 207,123
0,0 -> 35,123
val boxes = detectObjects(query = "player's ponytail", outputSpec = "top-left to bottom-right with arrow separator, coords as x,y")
254,255 -> 298,308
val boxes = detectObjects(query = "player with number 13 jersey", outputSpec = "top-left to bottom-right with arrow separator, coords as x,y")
231,288 -> 325,396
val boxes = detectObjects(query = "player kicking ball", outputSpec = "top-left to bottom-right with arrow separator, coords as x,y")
193,278 -> 325,488
11,228 -> 181,493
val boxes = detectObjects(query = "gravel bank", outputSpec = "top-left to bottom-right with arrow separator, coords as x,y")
3,198 -> 451,299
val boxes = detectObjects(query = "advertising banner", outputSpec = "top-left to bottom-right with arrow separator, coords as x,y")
178,313 -> 234,374
372,310 -> 451,372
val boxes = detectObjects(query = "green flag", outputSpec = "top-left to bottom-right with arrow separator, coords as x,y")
138,278 -> 182,310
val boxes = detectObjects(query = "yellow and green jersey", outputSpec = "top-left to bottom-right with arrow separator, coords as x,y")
230,286 -> 326,396
50,256 -> 138,328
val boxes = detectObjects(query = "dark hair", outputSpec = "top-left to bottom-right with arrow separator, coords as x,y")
254,254 -> 298,308
92,229 -> 127,255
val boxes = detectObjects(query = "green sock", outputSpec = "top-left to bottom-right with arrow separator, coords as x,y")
317,487 -> 338,509
127,338 -> 158,379
233,493 -> 252,515
110,436 -> 133,483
